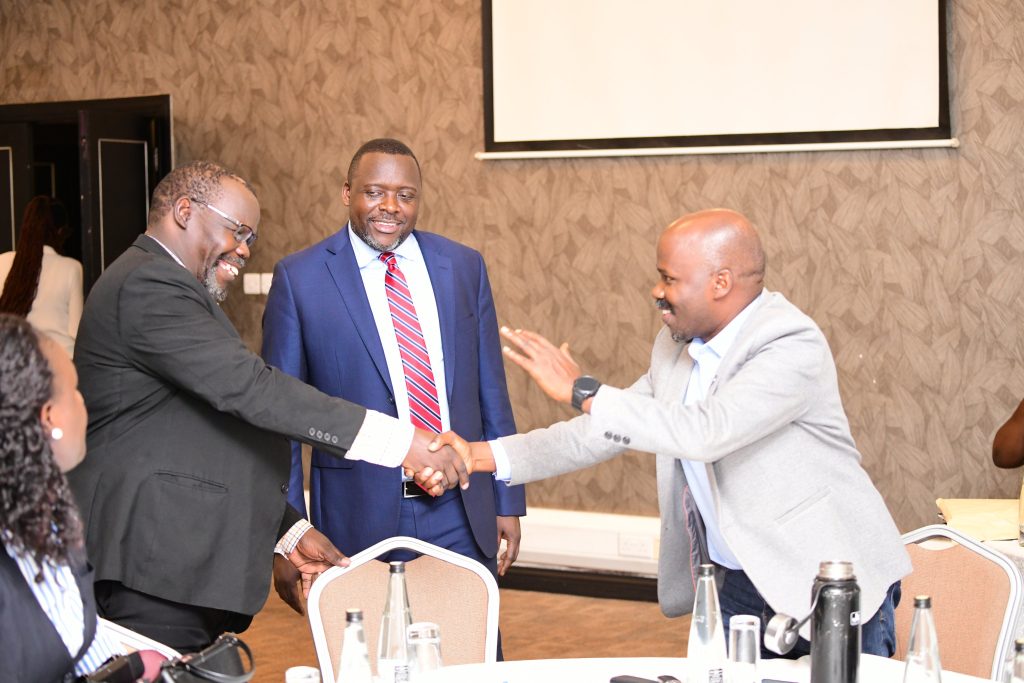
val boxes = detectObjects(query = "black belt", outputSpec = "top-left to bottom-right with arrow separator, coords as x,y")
403,480 -> 428,498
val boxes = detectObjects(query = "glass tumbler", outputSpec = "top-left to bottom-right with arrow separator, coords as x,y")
407,621 -> 443,678
728,614 -> 761,683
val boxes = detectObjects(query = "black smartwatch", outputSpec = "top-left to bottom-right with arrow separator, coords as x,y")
571,375 -> 602,412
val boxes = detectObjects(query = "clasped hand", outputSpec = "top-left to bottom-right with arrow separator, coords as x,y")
402,428 -> 475,496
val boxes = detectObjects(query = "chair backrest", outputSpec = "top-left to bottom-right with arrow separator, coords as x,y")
895,524 -> 1022,680
96,618 -> 181,659
306,536 -> 499,682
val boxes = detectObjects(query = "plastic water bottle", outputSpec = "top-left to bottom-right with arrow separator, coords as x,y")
903,595 -> 941,683
687,564 -> 726,683
335,608 -> 371,683
377,561 -> 412,683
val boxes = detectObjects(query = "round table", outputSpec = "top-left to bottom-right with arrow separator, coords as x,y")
415,654 -> 992,682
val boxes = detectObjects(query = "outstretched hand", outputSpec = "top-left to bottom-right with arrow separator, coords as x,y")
500,326 -> 581,405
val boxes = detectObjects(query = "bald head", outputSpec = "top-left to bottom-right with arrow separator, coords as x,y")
652,209 -> 766,343
664,209 -> 766,289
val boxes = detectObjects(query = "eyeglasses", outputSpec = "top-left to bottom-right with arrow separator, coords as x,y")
190,198 -> 257,247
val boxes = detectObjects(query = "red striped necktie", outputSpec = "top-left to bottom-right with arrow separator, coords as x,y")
379,251 -> 443,433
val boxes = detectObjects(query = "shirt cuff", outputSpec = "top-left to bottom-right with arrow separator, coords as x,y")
346,410 -> 415,468
275,518 -> 313,557
490,439 -> 513,482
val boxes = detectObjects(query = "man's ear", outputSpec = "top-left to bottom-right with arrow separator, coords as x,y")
342,182 -> 352,207
712,269 -> 734,299
171,197 -> 193,230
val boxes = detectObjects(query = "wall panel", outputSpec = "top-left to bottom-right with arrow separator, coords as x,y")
3,0 -> 1024,530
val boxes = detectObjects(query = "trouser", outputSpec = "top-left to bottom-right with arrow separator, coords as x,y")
95,580 -> 253,654
716,568 -> 901,659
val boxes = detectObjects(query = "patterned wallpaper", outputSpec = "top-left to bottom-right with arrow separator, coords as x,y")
3,0 -> 1023,532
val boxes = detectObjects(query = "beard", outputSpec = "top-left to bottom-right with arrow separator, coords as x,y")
353,222 -> 412,253
203,255 -> 246,303
656,297 -> 692,344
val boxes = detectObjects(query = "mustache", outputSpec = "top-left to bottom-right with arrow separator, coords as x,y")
655,298 -> 671,311
219,255 -> 247,269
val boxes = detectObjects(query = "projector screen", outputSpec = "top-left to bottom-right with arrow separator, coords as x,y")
482,0 -> 951,157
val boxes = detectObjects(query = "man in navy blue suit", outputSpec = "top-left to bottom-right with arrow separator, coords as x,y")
262,139 -> 526,624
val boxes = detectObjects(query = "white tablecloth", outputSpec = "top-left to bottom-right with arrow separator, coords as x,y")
416,654 -> 992,682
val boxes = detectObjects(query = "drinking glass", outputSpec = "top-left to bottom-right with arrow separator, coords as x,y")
407,621 -> 443,678
728,615 -> 761,683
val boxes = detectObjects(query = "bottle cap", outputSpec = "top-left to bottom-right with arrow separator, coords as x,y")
697,563 -> 715,577
816,560 -> 855,580
389,560 -> 406,573
1016,637 -> 1024,653
346,608 -> 364,622
913,595 -> 931,609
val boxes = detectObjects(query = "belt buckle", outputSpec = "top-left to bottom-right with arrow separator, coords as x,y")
403,481 -> 427,499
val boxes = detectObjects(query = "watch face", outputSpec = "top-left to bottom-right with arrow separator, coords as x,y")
576,376 -> 601,393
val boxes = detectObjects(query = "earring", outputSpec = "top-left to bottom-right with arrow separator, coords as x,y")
51,427 -> 63,441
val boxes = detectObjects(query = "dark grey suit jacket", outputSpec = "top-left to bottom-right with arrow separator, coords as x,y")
69,235 -> 369,616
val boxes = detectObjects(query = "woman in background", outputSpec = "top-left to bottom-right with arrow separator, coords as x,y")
0,313 -> 124,681
0,196 -> 83,356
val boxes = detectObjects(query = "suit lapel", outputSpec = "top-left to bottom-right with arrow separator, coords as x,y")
325,229 -> 395,395
136,235 -> 239,338
660,344 -> 694,405
420,236 -> 456,403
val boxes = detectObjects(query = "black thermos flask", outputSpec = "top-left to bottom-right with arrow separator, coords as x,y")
810,560 -> 861,683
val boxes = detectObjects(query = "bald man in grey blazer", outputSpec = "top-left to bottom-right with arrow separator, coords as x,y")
429,208 -> 911,658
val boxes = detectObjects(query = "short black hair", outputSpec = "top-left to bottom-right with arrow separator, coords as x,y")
148,161 -> 256,229
346,138 -> 420,183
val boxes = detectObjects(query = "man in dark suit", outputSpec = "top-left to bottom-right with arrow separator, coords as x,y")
262,139 -> 526,622
68,160 -> 470,652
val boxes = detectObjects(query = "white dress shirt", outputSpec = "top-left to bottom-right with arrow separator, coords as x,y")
348,226 -> 452,432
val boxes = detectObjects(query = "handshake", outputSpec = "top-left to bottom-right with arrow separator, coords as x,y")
400,429 -> 496,495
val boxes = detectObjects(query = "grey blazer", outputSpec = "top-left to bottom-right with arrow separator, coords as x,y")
501,291 -> 911,628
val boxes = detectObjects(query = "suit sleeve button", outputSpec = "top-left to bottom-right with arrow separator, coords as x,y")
331,436 -> 339,444
308,427 -> 316,436
604,431 -> 612,439
623,436 -> 631,445
316,430 -> 323,439
613,435 -> 622,443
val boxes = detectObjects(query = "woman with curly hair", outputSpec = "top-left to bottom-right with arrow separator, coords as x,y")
0,313 -> 124,681
0,196 -> 83,356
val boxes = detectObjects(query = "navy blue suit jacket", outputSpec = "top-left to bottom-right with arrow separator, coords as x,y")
261,228 -> 525,558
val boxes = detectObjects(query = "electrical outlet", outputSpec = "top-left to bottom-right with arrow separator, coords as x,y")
242,273 -> 261,295
618,533 -> 654,559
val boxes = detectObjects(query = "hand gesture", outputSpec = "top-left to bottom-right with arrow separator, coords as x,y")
500,326 -> 581,405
